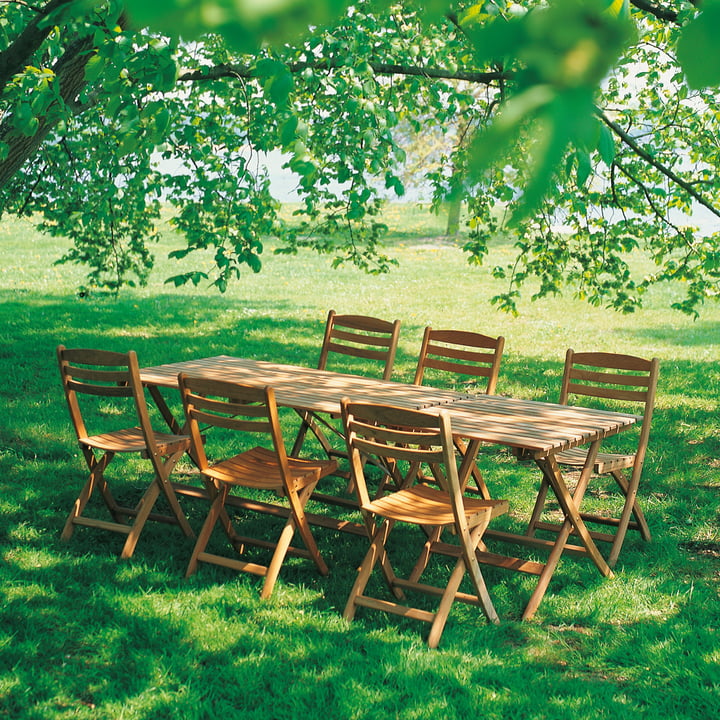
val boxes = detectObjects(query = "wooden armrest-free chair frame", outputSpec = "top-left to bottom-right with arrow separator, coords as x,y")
414,327 -> 505,395
414,327 -> 505,499
341,400 -> 508,648
527,349 -> 659,567
179,374 -> 337,598
291,309 -> 401,469
290,310 -> 400,490
57,346 -> 194,558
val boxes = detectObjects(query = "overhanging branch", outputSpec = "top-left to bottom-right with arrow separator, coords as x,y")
0,0 -> 75,92
629,0 -> 688,24
178,60 -> 509,85
598,108 -> 720,223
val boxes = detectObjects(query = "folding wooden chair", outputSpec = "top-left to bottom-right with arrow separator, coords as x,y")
414,327 -> 505,498
341,400 -> 508,648
414,327 -> 505,394
526,349 -> 659,567
291,310 -> 401,463
57,346 -> 194,558
179,374 -> 337,598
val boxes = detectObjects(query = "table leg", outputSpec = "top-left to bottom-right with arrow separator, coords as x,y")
147,385 -> 185,435
456,438 -> 483,492
523,441 -> 613,620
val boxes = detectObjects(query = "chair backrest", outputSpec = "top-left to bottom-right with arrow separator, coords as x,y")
414,327 -> 505,394
178,374 -> 289,478
559,349 -> 660,460
341,400 -> 464,517
56,345 -> 158,448
318,310 -> 401,380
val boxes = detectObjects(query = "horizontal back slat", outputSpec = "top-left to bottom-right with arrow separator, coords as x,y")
330,328 -> 393,348
63,348 -> 130,366
189,393 -> 268,418
66,365 -> 130,384
346,402 -> 443,430
353,436 -> 444,464
67,379 -> 133,398
325,342 -> 388,362
572,352 -> 652,373
332,315 -> 396,333
350,421 -> 441,447
570,367 -> 651,389
566,383 -> 649,404
426,343 -> 497,364
191,408 -> 271,434
424,358 -> 492,377
427,330 -> 498,349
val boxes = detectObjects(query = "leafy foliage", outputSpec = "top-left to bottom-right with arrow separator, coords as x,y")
1,1 -> 720,314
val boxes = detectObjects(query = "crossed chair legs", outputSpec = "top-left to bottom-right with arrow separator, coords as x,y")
184,456 -> 332,599
344,492 -> 508,649
62,439 -> 194,559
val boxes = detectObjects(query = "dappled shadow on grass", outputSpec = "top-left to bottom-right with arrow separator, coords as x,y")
1,288 -> 719,718
0,290 -> 324,368
1,521 -> 718,719
617,319 -> 720,348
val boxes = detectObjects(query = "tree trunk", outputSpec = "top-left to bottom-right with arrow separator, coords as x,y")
0,0 -> 73,92
446,196 -> 462,236
0,33 -> 94,190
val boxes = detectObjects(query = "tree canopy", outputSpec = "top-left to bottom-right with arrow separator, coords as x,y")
1,0 -> 719,315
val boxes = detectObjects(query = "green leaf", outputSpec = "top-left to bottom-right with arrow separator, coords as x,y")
269,69 -> 294,106
575,149 -> 592,187
280,115 -> 299,148
677,1 -> 720,89
598,123 -> 615,166
84,55 -> 104,84
15,103 -> 39,136
254,58 -> 286,79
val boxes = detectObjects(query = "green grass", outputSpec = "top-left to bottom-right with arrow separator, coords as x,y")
1,207 -> 718,719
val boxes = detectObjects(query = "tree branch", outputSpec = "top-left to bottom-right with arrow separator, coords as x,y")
629,0 -> 687,24
177,59 -> 509,85
598,108 -> 720,222
0,0 -> 74,93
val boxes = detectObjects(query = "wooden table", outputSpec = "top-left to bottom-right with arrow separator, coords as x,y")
140,355 -> 637,619
140,356 -> 471,533
421,396 -> 637,618
140,355 -> 467,415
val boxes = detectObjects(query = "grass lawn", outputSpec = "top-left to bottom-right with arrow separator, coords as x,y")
0,206 -> 718,719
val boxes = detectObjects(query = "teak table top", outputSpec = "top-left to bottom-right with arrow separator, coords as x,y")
140,355 -> 637,457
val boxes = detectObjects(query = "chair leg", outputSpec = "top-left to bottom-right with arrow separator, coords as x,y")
611,468 -> 651,539
427,519 -> 498,648
462,520 -> 499,623
344,519 -> 393,621
260,518 -> 298,599
62,451 -> 121,541
608,468 -> 650,567
260,482 -> 329,599
154,449 -> 194,538
427,552 -> 471,649
287,482 -> 329,576
120,481 -> 161,559
186,485 -> 228,577
408,525 -> 443,583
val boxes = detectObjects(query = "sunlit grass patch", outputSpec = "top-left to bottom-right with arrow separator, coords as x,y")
0,208 -> 718,719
